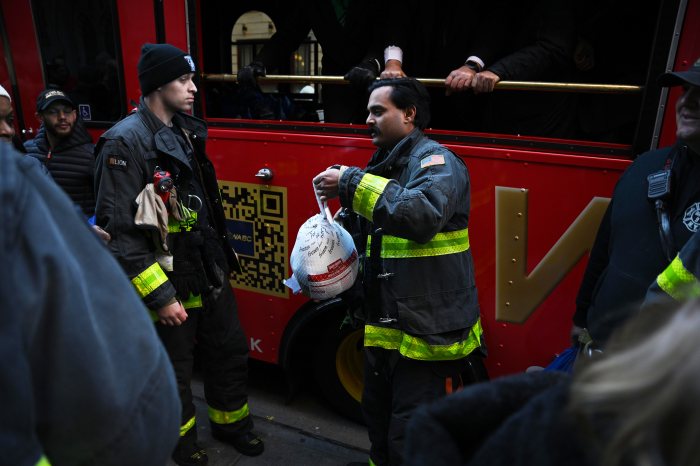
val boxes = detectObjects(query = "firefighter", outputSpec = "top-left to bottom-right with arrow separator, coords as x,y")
313,77 -> 484,466
94,43 -> 263,466
574,57 -> 700,347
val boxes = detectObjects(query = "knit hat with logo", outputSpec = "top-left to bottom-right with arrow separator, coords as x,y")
137,43 -> 196,96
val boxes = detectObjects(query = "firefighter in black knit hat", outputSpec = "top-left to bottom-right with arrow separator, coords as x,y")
94,43 -> 264,465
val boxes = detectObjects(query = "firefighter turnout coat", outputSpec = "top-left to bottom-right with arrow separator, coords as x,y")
338,129 -> 482,360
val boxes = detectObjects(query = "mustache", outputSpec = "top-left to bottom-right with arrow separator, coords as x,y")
368,127 -> 380,137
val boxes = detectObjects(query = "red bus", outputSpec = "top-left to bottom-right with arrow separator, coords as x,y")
1,0 -> 698,419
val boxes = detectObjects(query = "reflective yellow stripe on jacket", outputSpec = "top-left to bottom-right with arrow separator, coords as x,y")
352,173 -> 389,221
35,456 -> 51,466
208,403 -> 250,425
367,228 -> 470,258
657,255 -> 700,301
364,319 -> 482,361
131,262 -> 168,298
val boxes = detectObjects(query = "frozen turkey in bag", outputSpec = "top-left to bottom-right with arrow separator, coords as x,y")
284,186 -> 358,300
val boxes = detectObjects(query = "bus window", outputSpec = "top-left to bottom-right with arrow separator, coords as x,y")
31,0 -> 124,123
198,0 -> 667,147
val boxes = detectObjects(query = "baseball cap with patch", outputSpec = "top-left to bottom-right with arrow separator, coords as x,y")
657,57 -> 700,87
36,89 -> 75,112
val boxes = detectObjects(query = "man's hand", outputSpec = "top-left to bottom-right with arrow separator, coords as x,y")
313,167 -> 342,202
157,300 -> 187,326
445,65 -> 477,95
92,225 -> 111,243
380,59 -> 406,79
237,61 -> 266,88
344,59 -> 380,90
471,70 -> 500,94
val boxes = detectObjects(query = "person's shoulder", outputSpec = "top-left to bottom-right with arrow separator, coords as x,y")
101,112 -> 144,140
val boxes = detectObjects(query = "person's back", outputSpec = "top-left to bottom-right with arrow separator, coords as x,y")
24,89 -> 95,217
0,143 -> 180,465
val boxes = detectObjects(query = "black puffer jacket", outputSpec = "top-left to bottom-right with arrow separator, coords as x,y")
24,120 -> 95,217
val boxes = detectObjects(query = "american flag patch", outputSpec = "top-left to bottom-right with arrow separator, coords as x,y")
420,154 -> 445,168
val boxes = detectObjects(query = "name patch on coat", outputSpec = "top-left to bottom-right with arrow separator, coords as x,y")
107,155 -> 128,170
420,154 -> 445,168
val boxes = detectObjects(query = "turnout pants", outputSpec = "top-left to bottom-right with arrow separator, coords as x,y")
156,282 -> 252,440
362,347 -> 467,466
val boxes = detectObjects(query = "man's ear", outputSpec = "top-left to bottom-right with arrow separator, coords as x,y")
404,106 -> 416,124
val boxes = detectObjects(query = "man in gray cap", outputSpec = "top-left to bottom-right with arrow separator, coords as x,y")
574,57 -> 700,347
94,43 -> 263,466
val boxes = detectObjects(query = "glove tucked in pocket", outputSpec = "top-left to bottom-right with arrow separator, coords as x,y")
168,231 -> 210,298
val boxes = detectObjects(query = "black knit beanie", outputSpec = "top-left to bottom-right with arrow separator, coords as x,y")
137,43 -> 196,96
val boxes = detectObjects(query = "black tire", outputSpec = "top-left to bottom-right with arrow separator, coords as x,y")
313,319 -> 365,423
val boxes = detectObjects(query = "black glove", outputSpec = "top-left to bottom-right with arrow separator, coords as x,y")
344,59 -> 380,90
237,61 -> 266,88
168,231 -> 210,298
200,227 -> 229,289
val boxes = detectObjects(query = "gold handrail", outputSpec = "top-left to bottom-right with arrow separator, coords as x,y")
201,73 -> 642,95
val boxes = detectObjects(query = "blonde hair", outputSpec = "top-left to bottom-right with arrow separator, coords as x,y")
569,299 -> 700,466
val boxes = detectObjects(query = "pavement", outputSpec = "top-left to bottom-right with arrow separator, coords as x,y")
167,361 -> 370,466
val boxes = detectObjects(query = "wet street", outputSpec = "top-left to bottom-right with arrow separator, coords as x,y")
167,361 -> 370,466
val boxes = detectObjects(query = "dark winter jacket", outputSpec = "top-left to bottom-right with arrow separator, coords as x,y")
404,372 -> 594,466
575,143 -> 700,344
339,129 -> 481,359
0,143 -> 180,466
94,100 -> 238,310
24,120 -> 95,217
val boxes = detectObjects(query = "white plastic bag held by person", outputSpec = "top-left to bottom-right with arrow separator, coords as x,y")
284,185 -> 358,300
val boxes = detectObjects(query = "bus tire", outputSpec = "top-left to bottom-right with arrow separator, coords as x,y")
313,320 -> 364,423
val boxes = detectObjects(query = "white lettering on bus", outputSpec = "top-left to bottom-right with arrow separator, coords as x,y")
250,337 -> 263,353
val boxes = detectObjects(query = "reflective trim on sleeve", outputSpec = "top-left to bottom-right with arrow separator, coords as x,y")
35,456 -> 51,466
180,416 -> 196,436
131,262 -> 168,298
208,403 -> 250,425
364,319 -> 482,361
366,228 -> 470,258
168,206 -> 198,233
352,173 -> 390,221
657,255 -> 700,301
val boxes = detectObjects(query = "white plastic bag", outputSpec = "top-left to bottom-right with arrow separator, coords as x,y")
284,184 -> 359,300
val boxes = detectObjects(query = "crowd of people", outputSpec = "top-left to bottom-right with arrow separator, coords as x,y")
2,19 -> 699,466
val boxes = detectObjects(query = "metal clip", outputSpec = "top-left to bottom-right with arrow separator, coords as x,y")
379,317 -> 397,324
377,272 -> 394,279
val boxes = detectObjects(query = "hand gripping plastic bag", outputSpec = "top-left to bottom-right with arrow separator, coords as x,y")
284,185 -> 359,300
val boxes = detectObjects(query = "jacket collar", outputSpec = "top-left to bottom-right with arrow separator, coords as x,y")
136,98 -> 208,169
366,128 -> 424,175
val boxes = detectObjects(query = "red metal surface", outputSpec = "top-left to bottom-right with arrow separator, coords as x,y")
115,0 -> 157,106
163,0 -> 188,51
207,128 -> 630,374
0,0 -> 43,133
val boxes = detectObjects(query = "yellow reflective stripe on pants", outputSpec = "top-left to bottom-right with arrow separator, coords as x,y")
180,416 -> 196,436
131,262 -> 168,298
208,403 -> 250,425
367,228 -> 470,258
364,319 -> 483,360
352,173 -> 389,221
657,255 -> 700,301
35,456 -> 51,466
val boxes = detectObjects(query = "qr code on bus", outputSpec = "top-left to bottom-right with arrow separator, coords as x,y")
218,181 -> 288,298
